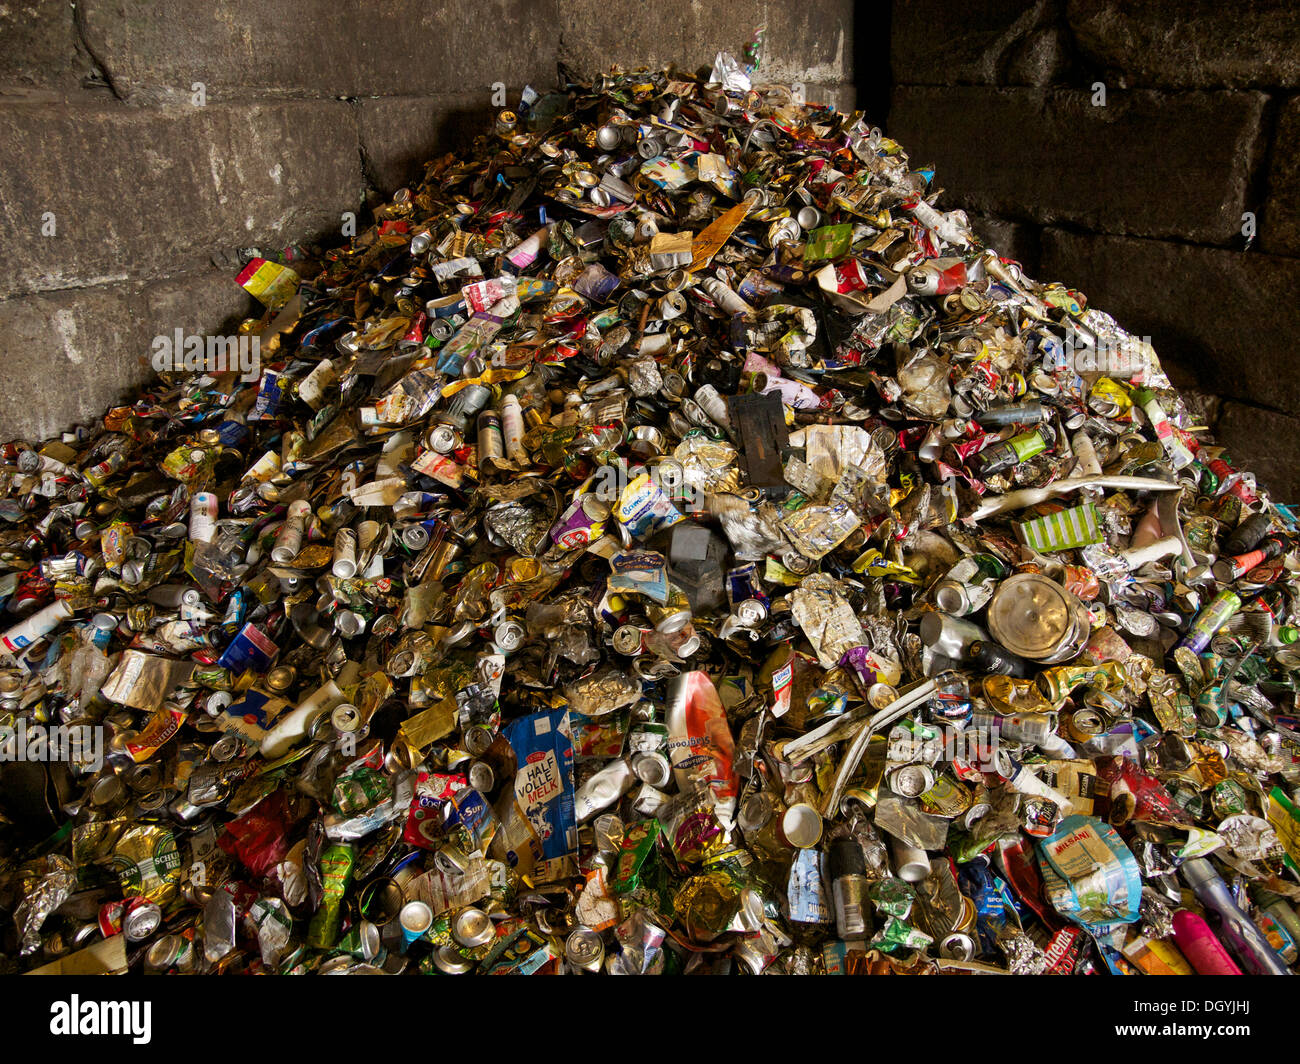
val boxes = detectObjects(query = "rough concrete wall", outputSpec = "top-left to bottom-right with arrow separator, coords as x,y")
887,0 -> 1300,498
0,0 -> 854,446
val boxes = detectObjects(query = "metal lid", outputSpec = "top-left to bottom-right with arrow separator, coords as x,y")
986,573 -> 1081,661
210,734 -> 241,762
145,934 -> 183,970
631,750 -> 671,787
452,907 -> 494,948
359,878 -> 405,924
433,944 -> 474,974
565,926 -> 605,970
933,581 -> 967,614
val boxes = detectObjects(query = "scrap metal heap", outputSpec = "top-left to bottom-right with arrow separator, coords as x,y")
2,55 -> 1299,976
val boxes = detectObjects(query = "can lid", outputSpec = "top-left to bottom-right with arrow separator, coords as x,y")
210,734 -> 241,762
890,763 -> 934,798
468,761 -> 495,793
400,899 -> 433,935
632,750 -> 671,787
91,774 -> 126,807
463,724 -> 494,756
266,665 -> 296,692
429,424 -> 459,453
654,607 -> 692,635
735,598 -> 768,626
124,901 -> 161,941
331,703 -> 361,733
940,932 -> 976,961
582,494 -> 612,521
986,573 -> 1079,660
146,934 -> 182,969
738,791 -> 773,832
493,619 -> 524,651
781,803 -> 823,848
565,926 -> 604,969
433,944 -> 474,974
933,581 -> 967,614
335,610 -> 366,637
452,907 -> 494,948
136,788 -> 172,812
613,625 -> 645,655
359,920 -> 382,961
359,878 -> 404,924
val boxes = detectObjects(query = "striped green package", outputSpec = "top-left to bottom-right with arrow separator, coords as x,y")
1015,503 -> 1103,552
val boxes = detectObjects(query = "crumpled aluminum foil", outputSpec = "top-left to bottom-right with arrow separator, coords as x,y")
14,853 -> 75,956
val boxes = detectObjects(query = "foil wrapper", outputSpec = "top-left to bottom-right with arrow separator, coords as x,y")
790,574 -> 865,669
13,854 -> 75,956
997,927 -> 1048,975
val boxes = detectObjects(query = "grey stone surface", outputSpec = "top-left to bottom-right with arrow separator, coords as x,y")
891,0 -> 1066,86
1262,96 -> 1300,256
78,0 -> 558,102
966,211 -> 1041,274
0,267 -> 255,443
1214,401 -> 1300,503
0,100 -> 361,299
888,86 -> 1266,245
1040,228 -> 1300,418
0,285 -> 153,443
557,0 -> 853,87
1068,0 -> 1300,89
0,1 -> 86,94
358,94 -> 493,195
145,268 -> 255,339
